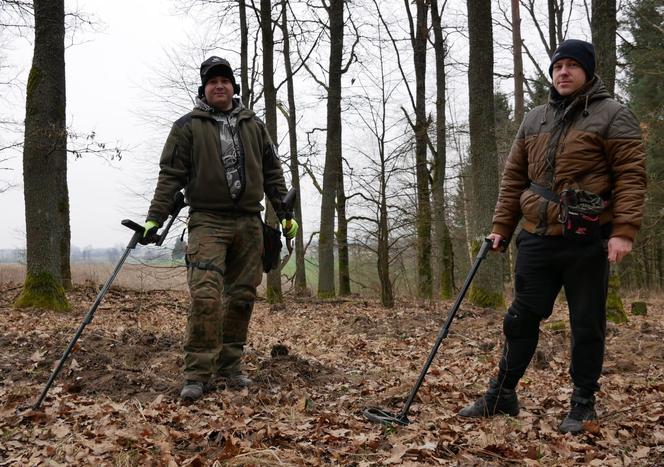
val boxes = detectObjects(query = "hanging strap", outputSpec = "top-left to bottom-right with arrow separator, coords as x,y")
529,182 -> 560,203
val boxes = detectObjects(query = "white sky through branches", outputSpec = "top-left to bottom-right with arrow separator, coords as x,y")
0,0 -> 592,250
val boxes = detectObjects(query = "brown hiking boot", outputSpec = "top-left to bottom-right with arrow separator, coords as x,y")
559,388 -> 597,434
458,379 -> 520,418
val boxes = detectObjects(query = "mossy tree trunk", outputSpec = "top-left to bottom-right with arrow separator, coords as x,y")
466,0 -> 504,309
606,270 -> 628,324
15,0 -> 70,311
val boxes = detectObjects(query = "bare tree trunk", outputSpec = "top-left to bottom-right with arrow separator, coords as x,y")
467,0 -> 504,308
280,0 -> 307,293
591,0 -> 624,322
239,0 -> 250,107
591,0 -> 616,94
336,162 -> 351,295
378,179 -> 394,307
512,0 -> 525,123
548,0 -> 557,55
410,0 -> 432,299
317,0 -> 344,298
430,0 -> 454,299
15,0 -> 70,310
261,0 -> 283,303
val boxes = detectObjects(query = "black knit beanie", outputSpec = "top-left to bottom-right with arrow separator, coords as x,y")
198,56 -> 239,97
548,39 -> 596,80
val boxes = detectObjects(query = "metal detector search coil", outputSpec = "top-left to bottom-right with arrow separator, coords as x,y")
363,238 -> 494,425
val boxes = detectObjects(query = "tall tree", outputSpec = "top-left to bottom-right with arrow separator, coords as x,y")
239,0 -> 251,107
548,0 -> 558,52
591,0 -> 616,94
591,0 -> 626,321
14,0 -> 70,310
409,0 -> 433,299
260,0 -> 283,303
336,149 -> 351,295
430,0 -> 454,299
466,0 -> 504,308
512,0 -> 525,123
349,17 -> 404,307
279,0 -> 307,293
317,0 -> 344,298
622,0 -> 664,291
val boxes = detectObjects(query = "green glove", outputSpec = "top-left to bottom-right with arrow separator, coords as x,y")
143,220 -> 159,238
281,218 -> 299,238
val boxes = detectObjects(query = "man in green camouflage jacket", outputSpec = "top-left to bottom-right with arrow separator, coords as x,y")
144,56 -> 298,401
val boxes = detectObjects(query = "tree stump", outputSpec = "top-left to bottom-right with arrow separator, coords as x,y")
606,272 -> 628,324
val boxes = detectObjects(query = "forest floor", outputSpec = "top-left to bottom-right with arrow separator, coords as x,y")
1,281 -> 663,466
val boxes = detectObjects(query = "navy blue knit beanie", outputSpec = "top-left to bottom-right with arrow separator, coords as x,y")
548,39 -> 596,80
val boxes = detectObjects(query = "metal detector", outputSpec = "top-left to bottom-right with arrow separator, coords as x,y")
278,188 -> 298,271
32,192 -> 187,410
363,238 -> 494,425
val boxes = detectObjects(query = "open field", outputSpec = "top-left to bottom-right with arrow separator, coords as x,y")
0,263 -> 189,292
1,280 -> 663,465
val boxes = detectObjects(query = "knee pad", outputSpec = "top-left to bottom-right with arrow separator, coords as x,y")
503,309 -> 540,339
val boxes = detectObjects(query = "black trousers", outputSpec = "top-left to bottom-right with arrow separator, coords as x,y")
496,230 -> 609,394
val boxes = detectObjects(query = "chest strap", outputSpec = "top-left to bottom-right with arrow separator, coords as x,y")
529,182 -> 559,203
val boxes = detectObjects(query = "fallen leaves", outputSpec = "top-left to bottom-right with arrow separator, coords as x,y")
1,283 -> 664,464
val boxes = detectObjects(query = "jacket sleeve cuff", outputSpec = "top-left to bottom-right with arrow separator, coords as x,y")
492,223 -> 514,241
610,224 -> 638,242
145,216 -> 164,228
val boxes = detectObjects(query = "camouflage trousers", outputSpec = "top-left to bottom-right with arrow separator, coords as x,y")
183,211 -> 264,382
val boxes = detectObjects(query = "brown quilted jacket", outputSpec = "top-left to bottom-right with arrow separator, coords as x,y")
492,77 -> 646,242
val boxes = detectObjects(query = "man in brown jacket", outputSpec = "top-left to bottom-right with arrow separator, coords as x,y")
144,56 -> 298,401
458,39 -> 646,434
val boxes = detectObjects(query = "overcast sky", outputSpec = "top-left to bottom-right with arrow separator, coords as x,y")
0,0 -> 592,251
1,0 -> 200,250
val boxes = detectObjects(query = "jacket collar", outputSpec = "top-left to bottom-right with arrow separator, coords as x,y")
192,96 -> 254,121
549,76 -> 610,109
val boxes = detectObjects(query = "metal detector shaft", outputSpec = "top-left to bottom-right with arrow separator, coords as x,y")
395,238 -> 493,423
33,244 -> 135,409
33,192 -> 186,410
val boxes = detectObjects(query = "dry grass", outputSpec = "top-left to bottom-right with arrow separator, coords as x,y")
0,263 -> 188,291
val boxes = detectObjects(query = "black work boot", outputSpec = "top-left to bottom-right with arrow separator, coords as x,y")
458,379 -> 520,418
180,381 -> 205,401
559,388 -> 597,434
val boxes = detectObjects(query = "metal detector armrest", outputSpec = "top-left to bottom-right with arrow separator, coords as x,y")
121,219 -> 146,249
121,219 -> 144,233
